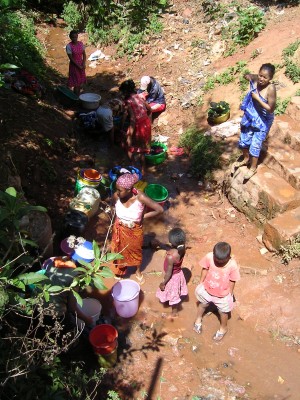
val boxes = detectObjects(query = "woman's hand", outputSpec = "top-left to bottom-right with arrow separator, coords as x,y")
251,91 -> 260,101
159,282 -> 166,291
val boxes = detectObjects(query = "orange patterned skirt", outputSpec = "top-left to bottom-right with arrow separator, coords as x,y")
111,219 -> 144,276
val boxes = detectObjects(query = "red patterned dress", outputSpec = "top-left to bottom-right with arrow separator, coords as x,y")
125,94 -> 151,153
67,41 -> 86,88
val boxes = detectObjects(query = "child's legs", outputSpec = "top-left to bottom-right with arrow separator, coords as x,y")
214,292 -> 234,332
195,302 -> 209,324
218,311 -> 229,333
195,284 -> 211,324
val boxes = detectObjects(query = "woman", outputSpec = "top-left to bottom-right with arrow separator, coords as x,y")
119,79 -> 152,175
66,30 -> 86,95
233,63 -> 277,180
111,173 -> 163,284
138,76 -> 166,113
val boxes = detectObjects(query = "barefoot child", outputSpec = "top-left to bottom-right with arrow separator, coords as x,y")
156,228 -> 188,316
194,242 -> 240,341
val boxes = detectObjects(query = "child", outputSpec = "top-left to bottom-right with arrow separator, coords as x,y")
194,242 -> 240,341
156,228 -> 188,316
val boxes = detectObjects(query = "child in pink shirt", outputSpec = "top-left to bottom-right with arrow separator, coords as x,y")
194,242 -> 240,341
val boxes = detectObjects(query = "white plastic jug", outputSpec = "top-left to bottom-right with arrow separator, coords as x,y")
77,298 -> 102,327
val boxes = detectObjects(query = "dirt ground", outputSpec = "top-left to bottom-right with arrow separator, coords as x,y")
1,1 -> 300,399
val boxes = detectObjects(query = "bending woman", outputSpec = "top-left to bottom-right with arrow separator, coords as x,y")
233,63 -> 276,180
66,30 -> 86,96
111,173 -> 163,284
119,79 -> 152,176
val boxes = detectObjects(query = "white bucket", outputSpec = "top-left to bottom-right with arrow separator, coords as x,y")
112,279 -> 140,318
77,298 -> 102,327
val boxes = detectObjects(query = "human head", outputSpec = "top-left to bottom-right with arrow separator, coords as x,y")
258,63 -> 275,85
169,228 -> 186,248
116,173 -> 139,198
119,79 -> 136,99
140,76 -> 151,91
213,242 -> 231,265
69,30 -> 78,42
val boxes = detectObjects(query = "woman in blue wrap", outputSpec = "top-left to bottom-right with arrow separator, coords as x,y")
233,63 -> 277,180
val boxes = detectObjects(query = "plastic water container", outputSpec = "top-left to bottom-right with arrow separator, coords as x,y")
89,324 -> 118,355
112,279 -> 140,318
77,298 -> 102,327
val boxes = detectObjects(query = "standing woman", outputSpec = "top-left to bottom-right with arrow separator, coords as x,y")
66,30 -> 86,96
233,63 -> 277,180
111,173 -> 163,284
119,79 -> 152,176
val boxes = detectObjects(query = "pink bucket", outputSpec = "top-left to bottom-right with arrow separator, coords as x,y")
112,279 -> 140,318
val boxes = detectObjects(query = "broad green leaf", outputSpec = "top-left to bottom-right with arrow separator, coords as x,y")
43,291 -> 50,302
5,187 -> 17,197
72,290 -> 82,306
0,63 -> 19,69
101,252 -> 124,262
77,259 -> 93,269
93,240 -> 100,259
48,285 -> 63,293
19,238 -> 38,248
11,280 -> 26,290
18,272 -> 48,285
99,266 -> 114,278
92,276 -> 107,290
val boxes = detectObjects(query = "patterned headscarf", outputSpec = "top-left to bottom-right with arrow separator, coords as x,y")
116,173 -> 139,189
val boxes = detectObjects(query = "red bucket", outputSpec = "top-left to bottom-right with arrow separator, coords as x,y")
89,324 -> 118,355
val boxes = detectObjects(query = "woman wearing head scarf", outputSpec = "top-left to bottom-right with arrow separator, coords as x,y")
111,173 -> 163,284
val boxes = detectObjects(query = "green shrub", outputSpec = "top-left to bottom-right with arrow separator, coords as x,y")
179,126 -> 222,178
233,6 -> 266,46
282,40 -> 300,83
0,11 -> 45,76
275,97 -> 291,115
277,234 -> 300,264
61,1 -> 84,31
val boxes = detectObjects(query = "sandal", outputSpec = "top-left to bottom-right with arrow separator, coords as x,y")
135,274 -> 145,285
213,330 -> 227,341
243,168 -> 257,181
232,159 -> 249,170
193,322 -> 202,334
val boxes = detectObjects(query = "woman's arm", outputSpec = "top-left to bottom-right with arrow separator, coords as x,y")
67,53 -> 82,70
159,255 -> 174,290
244,73 -> 258,82
82,47 -> 86,69
251,84 -> 276,113
138,192 -> 164,218
142,98 -> 152,116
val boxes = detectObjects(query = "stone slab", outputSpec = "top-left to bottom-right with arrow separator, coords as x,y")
286,96 -> 300,122
263,205 -> 300,251
269,115 -> 300,151
226,165 -> 300,224
262,137 -> 300,189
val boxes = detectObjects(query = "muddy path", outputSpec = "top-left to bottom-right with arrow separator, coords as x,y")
25,5 -> 300,399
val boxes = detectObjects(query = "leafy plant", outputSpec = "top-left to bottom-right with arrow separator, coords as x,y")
233,6 -> 266,46
207,101 -> 230,119
275,97 -> 291,115
61,1 -> 84,31
179,126 -> 222,178
295,89 -> 300,96
282,40 -> 300,83
277,234 -> 300,264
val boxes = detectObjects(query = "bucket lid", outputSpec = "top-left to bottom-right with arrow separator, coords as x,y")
72,241 -> 95,263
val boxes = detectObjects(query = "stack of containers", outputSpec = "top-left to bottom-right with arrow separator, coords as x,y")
75,168 -> 102,195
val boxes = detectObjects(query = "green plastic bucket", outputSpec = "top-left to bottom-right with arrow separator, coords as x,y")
145,142 -> 168,165
145,184 -> 168,207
